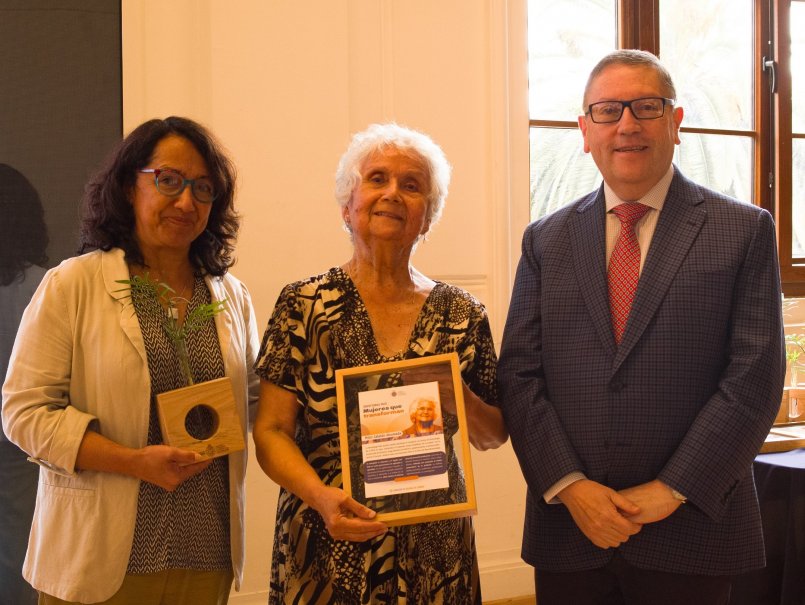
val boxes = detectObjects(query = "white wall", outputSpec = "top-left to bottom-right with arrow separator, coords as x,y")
122,1 -> 532,601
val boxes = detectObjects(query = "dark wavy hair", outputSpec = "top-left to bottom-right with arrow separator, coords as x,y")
79,116 -> 238,276
0,164 -> 49,286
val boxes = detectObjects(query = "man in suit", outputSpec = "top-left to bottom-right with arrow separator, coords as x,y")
498,49 -> 785,604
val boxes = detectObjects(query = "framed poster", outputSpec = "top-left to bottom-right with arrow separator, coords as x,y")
335,352 -> 476,526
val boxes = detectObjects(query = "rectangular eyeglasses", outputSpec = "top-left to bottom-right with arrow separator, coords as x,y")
139,168 -> 216,204
585,97 -> 675,124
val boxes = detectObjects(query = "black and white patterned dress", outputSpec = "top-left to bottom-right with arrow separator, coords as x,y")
127,277 -> 231,573
255,267 -> 498,604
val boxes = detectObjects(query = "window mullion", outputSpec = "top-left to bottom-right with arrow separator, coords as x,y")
619,0 -> 660,53
757,0 -> 775,216
774,0 -> 804,293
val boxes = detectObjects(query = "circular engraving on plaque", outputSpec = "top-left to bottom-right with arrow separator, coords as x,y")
184,403 -> 220,440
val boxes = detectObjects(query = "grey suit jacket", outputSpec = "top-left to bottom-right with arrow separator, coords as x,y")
498,169 -> 785,575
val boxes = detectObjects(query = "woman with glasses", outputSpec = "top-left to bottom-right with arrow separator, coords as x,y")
252,123 -> 508,604
2,116 -> 259,605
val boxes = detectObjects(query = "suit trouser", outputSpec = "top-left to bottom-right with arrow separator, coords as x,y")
536,551 -> 732,605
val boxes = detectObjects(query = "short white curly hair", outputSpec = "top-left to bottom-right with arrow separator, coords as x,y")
335,123 -> 451,229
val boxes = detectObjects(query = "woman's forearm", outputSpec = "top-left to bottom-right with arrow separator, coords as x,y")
76,430 -> 211,491
253,426 -> 331,507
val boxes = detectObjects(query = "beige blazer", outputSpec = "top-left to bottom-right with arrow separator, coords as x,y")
1,249 -> 260,603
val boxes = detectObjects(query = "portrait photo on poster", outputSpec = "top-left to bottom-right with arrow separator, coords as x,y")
358,380 -> 449,498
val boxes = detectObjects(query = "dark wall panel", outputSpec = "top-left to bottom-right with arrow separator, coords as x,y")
0,0 -> 122,264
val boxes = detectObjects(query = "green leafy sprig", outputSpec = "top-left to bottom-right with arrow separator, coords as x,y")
115,272 -> 227,386
786,333 -> 805,367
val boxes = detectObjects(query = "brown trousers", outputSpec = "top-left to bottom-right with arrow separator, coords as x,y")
38,568 -> 233,605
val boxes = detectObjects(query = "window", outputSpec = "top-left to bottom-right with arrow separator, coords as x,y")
528,0 -> 612,219
527,0 -> 805,294
782,0 -> 805,287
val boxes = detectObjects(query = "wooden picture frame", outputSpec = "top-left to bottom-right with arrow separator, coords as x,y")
335,352 -> 476,526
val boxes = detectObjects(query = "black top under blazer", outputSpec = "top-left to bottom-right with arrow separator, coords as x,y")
498,168 -> 786,576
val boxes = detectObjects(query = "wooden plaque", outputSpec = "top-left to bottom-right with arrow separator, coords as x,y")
156,376 -> 245,458
335,352 -> 476,526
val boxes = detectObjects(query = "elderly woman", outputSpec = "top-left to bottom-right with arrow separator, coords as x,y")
253,123 -> 507,604
399,397 -> 444,438
2,117 -> 259,605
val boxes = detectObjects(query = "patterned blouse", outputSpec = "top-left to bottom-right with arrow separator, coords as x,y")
255,267 -> 498,604
128,276 -> 231,573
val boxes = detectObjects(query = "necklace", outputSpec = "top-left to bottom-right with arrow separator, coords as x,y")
373,326 -> 411,358
168,277 -> 196,320
127,264 -> 196,321
345,261 -> 420,357
346,260 -> 417,298
171,279 -> 193,303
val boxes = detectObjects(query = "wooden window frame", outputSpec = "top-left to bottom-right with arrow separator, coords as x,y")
530,0 -> 803,293
773,0 -> 805,294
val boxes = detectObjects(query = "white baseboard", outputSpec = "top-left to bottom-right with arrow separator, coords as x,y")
479,548 -> 534,602
229,591 -> 269,605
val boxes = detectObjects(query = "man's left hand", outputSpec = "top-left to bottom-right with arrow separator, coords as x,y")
619,480 -> 683,524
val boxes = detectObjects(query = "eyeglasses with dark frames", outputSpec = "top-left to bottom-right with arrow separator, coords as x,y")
585,97 -> 675,124
139,168 -> 216,204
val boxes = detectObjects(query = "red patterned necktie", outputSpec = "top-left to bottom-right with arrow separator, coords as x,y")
608,203 -> 650,343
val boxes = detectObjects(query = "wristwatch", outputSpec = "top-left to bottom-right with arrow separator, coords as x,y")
670,488 -> 687,504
